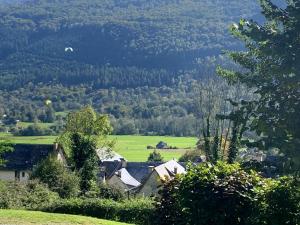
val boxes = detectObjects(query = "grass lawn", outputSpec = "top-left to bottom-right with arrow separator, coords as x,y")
0,133 -> 197,161
0,209 -> 133,225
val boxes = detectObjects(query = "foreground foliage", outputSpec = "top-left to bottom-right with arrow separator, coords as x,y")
31,156 -> 80,198
0,179 -> 154,225
0,180 -> 59,210
42,198 -> 155,225
156,162 -> 300,225
218,0 -> 300,170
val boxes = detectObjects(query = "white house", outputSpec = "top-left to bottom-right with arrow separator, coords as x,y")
137,160 -> 186,197
0,143 -> 66,182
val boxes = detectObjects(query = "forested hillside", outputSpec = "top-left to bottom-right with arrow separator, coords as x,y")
0,0 -> 258,136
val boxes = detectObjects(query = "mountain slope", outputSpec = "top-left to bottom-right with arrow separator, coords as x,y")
0,0 -> 260,89
0,0 -> 257,136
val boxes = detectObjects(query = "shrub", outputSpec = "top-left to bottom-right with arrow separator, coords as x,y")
42,198 -> 155,225
14,124 -> 54,136
31,156 -> 80,198
179,149 -> 204,162
83,181 -> 125,201
263,177 -> 300,225
155,162 -> 299,225
147,150 -> 163,162
0,180 -> 59,209
98,183 -> 125,201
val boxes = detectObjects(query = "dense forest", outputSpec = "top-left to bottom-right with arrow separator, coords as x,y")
0,0 -> 259,136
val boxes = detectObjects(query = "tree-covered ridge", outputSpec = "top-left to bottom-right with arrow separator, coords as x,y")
0,0 -> 260,52
0,0 -> 260,75
0,0 -> 256,136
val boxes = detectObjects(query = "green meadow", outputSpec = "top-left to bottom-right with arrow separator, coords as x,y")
0,133 -> 197,161
0,210 -> 133,225
17,122 -> 55,129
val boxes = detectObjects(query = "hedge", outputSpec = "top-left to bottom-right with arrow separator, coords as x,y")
42,198 -> 155,225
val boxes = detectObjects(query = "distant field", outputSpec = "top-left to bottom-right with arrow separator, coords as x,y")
0,210 -> 132,225
0,133 -> 197,161
112,135 -> 197,161
17,122 -> 54,129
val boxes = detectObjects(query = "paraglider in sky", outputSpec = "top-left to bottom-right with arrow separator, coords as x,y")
45,99 -> 52,106
65,47 -> 74,52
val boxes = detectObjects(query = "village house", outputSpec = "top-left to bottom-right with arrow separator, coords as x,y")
137,160 -> 186,197
97,149 -> 187,195
97,149 -> 141,191
0,143 -> 66,182
107,168 -> 141,191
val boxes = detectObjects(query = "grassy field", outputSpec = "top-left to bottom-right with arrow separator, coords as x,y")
0,210 -> 132,225
113,135 -> 196,161
17,122 -> 55,129
0,133 -> 197,161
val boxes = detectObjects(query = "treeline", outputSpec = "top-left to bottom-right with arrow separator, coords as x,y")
0,77 -> 252,136
0,62 -> 178,91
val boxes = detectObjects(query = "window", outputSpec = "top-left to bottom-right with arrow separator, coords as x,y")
22,172 -> 25,177
15,171 -> 20,181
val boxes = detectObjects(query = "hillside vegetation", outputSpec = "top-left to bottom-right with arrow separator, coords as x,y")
0,0 -> 257,136
0,0 -> 260,86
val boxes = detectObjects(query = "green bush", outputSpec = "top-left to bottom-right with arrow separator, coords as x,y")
147,150 -> 164,162
0,180 -> 59,210
155,162 -> 300,225
14,124 -> 55,136
263,177 -> 300,225
84,182 -> 125,201
179,149 -> 203,162
42,198 -> 155,225
31,156 -> 80,198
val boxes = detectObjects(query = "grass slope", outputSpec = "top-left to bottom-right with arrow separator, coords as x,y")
0,210 -> 133,225
0,133 -> 197,161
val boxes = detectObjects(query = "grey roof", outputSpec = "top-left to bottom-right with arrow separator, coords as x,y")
96,149 -> 126,162
1,144 -> 54,170
100,161 -> 123,178
126,162 -> 164,183
114,168 -> 141,187
154,160 -> 186,181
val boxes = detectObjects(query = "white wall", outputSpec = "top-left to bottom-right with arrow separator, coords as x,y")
0,171 -> 15,181
19,171 -> 30,182
107,175 -> 128,192
138,171 -> 162,197
0,170 -> 30,182
57,149 -> 67,166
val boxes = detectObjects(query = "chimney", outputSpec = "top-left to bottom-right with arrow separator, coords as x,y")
117,170 -> 121,177
174,166 -> 178,175
148,166 -> 155,174
53,142 -> 59,152
121,158 -> 127,168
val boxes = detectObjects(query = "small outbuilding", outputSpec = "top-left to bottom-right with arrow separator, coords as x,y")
156,141 -> 168,149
